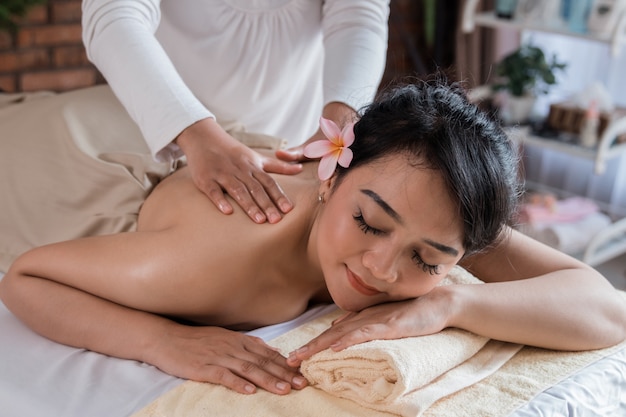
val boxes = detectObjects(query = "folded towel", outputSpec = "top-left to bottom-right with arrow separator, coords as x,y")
518,196 -> 600,227
519,211 -> 612,255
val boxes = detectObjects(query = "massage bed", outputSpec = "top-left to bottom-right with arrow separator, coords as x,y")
2,268 -> 626,417
1,87 -> 626,416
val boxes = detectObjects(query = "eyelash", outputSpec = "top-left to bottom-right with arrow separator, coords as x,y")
353,212 -> 440,275
412,252 -> 440,275
353,212 -> 383,236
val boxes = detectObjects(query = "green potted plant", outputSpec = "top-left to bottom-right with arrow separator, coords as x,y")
0,0 -> 47,34
492,44 -> 567,123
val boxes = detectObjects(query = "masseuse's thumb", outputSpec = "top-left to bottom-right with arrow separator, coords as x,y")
275,146 -> 311,163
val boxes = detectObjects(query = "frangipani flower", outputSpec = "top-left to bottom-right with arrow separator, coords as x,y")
304,117 -> 355,181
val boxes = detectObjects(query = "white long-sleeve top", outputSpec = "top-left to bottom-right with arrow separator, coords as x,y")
82,0 -> 389,162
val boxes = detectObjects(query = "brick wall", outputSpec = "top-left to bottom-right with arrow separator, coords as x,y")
0,0 -> 103,93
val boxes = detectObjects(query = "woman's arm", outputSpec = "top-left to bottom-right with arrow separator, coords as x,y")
287,228 -> 626,365
0,235 -> 304,395
448,228 -> 626,350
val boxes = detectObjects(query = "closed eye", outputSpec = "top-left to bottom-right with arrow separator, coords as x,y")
412,251 -> 440,275
353,212 -> 384,236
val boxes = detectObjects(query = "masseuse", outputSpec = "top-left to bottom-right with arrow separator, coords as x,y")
82,0 -> 390,223
2,78 -> 625,396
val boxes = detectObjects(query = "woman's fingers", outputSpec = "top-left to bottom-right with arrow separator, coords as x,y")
286,318 -> 377,366
201,336 -> 305,395
287,300 -> 439,366
241,337 -> 309,392
156,327 -> 306,394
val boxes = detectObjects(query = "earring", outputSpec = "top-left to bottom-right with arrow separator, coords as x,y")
318,194 -> 324,203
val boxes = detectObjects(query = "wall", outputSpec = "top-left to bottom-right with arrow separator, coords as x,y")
0,0 -> 457,94
0,0 -> 103,93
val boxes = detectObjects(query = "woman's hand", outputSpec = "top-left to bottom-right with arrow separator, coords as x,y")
176,118 -> 302,224
287,289 -> 453,366
150,324 -> 307,395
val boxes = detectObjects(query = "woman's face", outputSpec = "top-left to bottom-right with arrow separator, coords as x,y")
315,155 -> 465,312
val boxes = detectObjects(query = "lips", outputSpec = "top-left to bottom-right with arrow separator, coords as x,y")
346,266 -> 381,296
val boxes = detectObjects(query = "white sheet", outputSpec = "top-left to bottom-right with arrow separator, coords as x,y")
1,271 -> 625,417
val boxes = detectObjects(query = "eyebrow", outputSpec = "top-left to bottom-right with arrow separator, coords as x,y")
360,189 -> 402,223
423,239 -> 459,257
360,189 -> 460,257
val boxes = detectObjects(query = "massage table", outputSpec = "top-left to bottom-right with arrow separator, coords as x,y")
2,268 -> 626,417
1,87 -> 626,416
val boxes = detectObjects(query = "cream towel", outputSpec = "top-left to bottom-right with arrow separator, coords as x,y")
301,334 -> 521,416
300,331 -> 488,404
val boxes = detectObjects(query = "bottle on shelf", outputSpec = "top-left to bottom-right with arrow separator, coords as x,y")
495,0 -> 517,19
579,100 -> 599,147
567,0 -> 592,33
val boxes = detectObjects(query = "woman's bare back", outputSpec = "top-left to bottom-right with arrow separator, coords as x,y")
135,164 -> 329,329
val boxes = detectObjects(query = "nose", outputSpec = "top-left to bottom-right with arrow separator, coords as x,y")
362,247 -> 399,283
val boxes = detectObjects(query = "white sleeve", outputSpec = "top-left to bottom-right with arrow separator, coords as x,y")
322,0 -> 390,112
82,0 -> 211,162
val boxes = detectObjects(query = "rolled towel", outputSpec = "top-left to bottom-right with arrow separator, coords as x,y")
298,267 -> 523,416
300,328 -> 489,405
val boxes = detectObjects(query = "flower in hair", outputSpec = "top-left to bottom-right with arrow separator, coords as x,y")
304,117 -> 355,181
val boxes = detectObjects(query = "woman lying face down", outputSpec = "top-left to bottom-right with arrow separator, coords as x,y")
1,79 -> 625,397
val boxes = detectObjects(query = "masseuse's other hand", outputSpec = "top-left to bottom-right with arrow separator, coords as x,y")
275,131 -> 322,163
287,291 -> 450,366
276,101 -> 357,164
152,325 -> 307,395
176,118 -> 302,224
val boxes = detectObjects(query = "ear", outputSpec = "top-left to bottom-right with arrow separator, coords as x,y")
317,174 -> 337,201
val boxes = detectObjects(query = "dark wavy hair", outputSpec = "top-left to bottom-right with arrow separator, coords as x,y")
333,77 -> 521,256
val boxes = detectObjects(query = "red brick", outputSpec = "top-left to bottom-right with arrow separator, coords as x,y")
0,49 -> 50,72
53,45 -> 89,67
51,1 -> 83,23
21,68 -> 97,92
22,4 -> 50,25
0,75 -> 17,93
0,52 -> 19,72
17,24 -> 82,48
0,31 -> 14,50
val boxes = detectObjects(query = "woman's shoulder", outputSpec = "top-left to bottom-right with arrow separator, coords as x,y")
136,166 -> 196,231
138,162 -> 319,232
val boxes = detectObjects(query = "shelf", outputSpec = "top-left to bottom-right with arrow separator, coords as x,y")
509,115 -> 626,175
462,0 -> 626,266
461,1 -> 626,56
473,11 -> 612,42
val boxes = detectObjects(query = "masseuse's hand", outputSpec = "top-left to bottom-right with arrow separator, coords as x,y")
151,325 -> 307,394
287,291 -> 450,366
276,101 -> 357,163
176,118 -> 302,224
